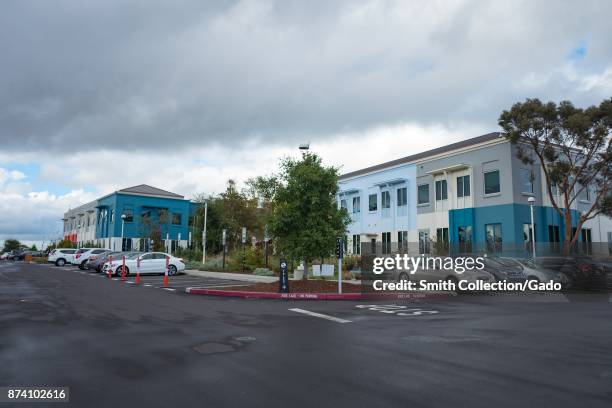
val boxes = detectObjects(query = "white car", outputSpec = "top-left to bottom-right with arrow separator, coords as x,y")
71,248 -> 109,270
102,252 -> 185,277
0,252 -> 9,260
48,249 -> 78,266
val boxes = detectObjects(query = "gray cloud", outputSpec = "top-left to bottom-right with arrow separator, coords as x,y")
1,0 -> 612,153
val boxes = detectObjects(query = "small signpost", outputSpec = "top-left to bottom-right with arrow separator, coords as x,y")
241,227 -> 247,273
279,258 -> 289,293
221,229 -> 227,270
336,237 -> 344,294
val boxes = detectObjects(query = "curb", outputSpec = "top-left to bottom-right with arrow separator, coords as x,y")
185,288 -> 453,300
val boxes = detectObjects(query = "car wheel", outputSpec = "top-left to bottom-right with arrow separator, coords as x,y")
56,258 -> 66,267
79,261 -> 87,270
115,266 -> 129,277
168,265 -> 177,276
398,272 -> 409,282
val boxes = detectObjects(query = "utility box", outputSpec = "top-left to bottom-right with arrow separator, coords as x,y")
24,254 -> 33,263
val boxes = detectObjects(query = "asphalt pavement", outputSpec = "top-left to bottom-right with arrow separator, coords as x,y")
1,261 -> 611,408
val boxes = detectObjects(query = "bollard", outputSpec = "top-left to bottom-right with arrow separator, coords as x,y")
121,256 -> 126,281
135,256 -> 141,284
163,255 -> 169,287
107,255 -> 113,278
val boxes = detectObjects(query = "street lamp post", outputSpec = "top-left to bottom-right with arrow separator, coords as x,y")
202,200 -> 208,265
120,214 -> 127,252
528,196 -> 536,260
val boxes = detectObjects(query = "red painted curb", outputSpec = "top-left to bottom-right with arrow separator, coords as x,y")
185,288 -> 453,300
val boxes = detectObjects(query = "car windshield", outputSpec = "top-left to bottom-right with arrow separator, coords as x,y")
125,253 -> 142,259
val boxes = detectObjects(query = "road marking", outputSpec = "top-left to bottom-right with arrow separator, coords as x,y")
161,287 -> 177,292
289,308 -> 352,324
112,278 -> 120,281
609,294 -> 612,303
144,284 -> 152,287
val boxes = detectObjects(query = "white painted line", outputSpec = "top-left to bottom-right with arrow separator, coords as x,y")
112,278 -> 120,281
161,288 -> 177,292
609,294 -> 612,303
126,281 -> 135,284
289,308 -> 352,324
144,284 -> 153,287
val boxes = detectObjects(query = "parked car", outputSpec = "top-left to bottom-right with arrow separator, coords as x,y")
102,252 -> 184,277
72,248 -> 110,269
47,249 -> 77,266
0,252 -> 9,260
12,250 -> 44,260
86,250 -> 114,271
482,257 -> 527,282
88,251 -> 139,272
507,257 -> 570,288
533,256 -> 607,290
7,249 -> 27,261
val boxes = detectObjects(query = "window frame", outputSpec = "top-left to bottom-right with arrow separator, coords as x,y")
435,179 -> 448,201
368,193 -> 378,212
483,170 -> 501,195
417,184 -> 429,205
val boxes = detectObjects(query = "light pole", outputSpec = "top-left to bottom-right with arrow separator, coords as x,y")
202,199 -> 208,265
120,214 -> 127,251
528,196 -> 536,260
298,142 -> 309,278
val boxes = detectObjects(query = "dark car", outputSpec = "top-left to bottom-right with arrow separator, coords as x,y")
86,250 -> 115,271
8,249 -> 27,261
533,256 -> 607,290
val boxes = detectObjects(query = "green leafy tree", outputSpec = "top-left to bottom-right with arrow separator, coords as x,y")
30,244 -> 38,251
268,153 -> 350,279
2,239 -> 21,252
56,239 -> 75,249
499,97 -> 612,254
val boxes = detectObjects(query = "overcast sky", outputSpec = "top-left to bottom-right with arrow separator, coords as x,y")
1,0 -> 612,247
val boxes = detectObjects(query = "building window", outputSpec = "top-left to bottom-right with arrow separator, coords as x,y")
485,223 -> 502,252
382,232 -> 391,254
352,234 -> 361,255
417,184 -> 429,204
484,170 -> 501,195
520,168 -> 533,194
109,209 -> 114,223
381,191 -> 390,209
578,184 -> 591,202
435,180 -> 448,201
581,228 -> 592,255
370,238 -> 376,255
397,187 -> 407,207
458,226 -> 473,253
352,196 -> 361,213
436,228 -> 449,244
548,225 -> 560,243
418,230 -> 430,254
457,175 -> 470,198
172,213 -> 182,225
368,194 -> 378,212
398,231 -> 408,251
340,199 -> 347,210
123,208 -> 134,223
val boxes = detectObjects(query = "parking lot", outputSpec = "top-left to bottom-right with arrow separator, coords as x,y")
48,263 -> 248,294
1,260 -> 612,407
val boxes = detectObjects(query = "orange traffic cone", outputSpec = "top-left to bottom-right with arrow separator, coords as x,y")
121,256 -> 126,281
135,272 -> 141,284
163,255 -> 169,287
107,255 -> 113,278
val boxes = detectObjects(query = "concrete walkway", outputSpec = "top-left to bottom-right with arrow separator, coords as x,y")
185,269 -> 361,285
185,269 -> 278,283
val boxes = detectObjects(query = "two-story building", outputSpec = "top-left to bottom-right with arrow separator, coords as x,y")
338,132 -> 612,256
63,184 -> 197,251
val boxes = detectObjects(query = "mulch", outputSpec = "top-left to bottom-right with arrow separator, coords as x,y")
225,280 -> 362,293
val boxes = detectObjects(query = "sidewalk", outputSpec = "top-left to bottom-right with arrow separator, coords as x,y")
185,269 -> 278,283
185,269 -> 361,285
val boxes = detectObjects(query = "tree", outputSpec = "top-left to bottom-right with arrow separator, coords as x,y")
499,97 -> 612,254
2,239 -> 21,252
30,244 -> 38,251
268,153 -> 350,279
